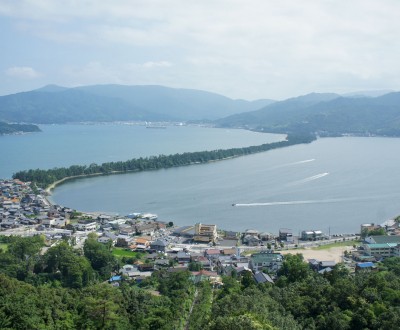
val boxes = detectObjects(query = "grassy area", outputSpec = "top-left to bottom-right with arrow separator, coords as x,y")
112,248 -> 143,259
0,243 -> 8,252
312,240 -> 359,250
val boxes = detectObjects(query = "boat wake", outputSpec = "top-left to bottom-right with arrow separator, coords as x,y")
233,193 -> 400,207
234,197 -> 344,207
273,159 -> 315,169
287,172 -> 329,186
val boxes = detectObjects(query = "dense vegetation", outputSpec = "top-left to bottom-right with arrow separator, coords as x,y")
1,236 -> 400,329
13,133 -> 316,188
0,121 -> 40,135
217,92 -> 400,136
0,84 -> 274,123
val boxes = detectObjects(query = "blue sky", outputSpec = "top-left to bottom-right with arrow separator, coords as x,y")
1,0 -> 400,100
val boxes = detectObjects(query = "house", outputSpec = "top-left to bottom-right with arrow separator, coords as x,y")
364,235 -> 400,244
193,223 -> 217,243
254,271 -> 274,284
224,231 -> 239,239
177,251 -> 191,263
119,264 -> 140,278
75,222 -> 97,231
98,236 -> 114,245
135,237 -> 150,247
205,249 -> 221,259
249,251 -> 283,273
190,270 -> 220,284
243,234 -> 261,246
356,262 -> 377,272
259,232 -> 274,241
279,228 -> 294,243
109,275 -> 122,283
221,248 -> 236,256
308,259 -> 336,271
138,264 -> 154,272
150,239 -> 168,252
301,230 -> 324,241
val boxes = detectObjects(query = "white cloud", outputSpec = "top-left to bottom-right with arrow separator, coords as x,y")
5,66 -> 41,79
142,61 -> 172,68
2,1 -> 400,98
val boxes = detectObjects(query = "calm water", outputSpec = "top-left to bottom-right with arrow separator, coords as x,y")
0,123 -> 283,178
49,135 -> 400,235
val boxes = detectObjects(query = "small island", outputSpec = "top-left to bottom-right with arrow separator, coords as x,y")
0,121 -> 41,135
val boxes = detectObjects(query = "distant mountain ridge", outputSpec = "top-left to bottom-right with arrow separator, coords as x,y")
0,84 -> 275,124
217,91 -> 400,136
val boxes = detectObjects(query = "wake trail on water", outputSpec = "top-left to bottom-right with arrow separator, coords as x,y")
286,172 -> 329,186
273,159 -> 315,169
234,193 -> 400,207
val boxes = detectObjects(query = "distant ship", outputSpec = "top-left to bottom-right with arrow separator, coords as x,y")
145,122 -> 167,129
146,125 -> 166,129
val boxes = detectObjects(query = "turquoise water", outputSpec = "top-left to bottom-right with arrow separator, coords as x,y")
50,135 -> 400,234
0,123 -> 284,178
3,124 -> 400,234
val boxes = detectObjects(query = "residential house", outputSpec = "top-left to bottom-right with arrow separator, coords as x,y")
177,251 -> 191,263
249,251 -> 283,273
254,271 -> 274,284
194,223 -> 217,243
279,228 -> 294,243
150,239 -> 168,252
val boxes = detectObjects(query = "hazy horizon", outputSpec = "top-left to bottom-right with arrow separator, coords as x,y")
1,1 -> 400,100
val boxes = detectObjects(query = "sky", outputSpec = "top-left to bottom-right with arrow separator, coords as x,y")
1,0 -> 400,100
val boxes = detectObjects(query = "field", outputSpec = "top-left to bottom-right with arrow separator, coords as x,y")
112,248 -> 143,259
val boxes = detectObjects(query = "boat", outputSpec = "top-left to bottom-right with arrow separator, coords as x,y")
146,126 -> 166,129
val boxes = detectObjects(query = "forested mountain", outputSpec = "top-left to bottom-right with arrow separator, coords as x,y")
217,92 -> 400,136
2,235 -> 400,329
0,85 -> 275,123
74,84 -> 275,120
0,88 -> 170,124
0,121 -> 41,135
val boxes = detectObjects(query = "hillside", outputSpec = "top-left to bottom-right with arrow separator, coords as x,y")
0,121 -> 41,135
217,92 -> 400,136
0,85 -> 275,124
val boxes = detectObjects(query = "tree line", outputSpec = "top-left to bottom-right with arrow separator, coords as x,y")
13,133 -> 316,188
2,235 -> 400,329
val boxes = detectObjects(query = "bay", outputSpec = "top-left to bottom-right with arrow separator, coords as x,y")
50,136 -> 400,235
0,123 -> 283,178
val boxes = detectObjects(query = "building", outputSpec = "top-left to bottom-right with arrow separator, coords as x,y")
193,223 -> 217,243
249,251 -> 283,273
301,230 -> 324,241
279,228 -> 293,243
150,239 -> 168,252
363,243 -> 398,258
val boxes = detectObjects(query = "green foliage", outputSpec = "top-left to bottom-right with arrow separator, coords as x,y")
277,254 -> 312,284
0,121 -> 41,135
1,236 -> 400,330
362,227 -> 386,238
84,233 -> 117,279
13,134 -> 316,188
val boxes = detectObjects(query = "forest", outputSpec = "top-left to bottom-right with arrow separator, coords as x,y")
13,133 -> 316,188
1,235 -> 400,329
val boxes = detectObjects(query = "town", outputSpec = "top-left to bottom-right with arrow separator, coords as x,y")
1,178 -> 400,286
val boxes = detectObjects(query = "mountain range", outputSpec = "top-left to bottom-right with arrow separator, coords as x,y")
1,84 -> 400,136
217,92 -> 400,136
0,84 -> 274,123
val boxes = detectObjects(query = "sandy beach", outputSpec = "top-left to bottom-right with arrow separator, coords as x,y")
282,246 -> 354,262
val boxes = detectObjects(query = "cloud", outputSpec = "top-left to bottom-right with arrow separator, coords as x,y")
5,66 -> 41,79
142,61 -> 172,68
1,1 -> 400,98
